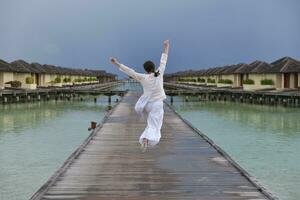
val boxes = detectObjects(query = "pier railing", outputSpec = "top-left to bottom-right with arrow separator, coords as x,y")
0,81 -> 126,104
164,82 -> 300,107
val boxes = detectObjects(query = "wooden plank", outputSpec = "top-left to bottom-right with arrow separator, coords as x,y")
30,91 -> 277,200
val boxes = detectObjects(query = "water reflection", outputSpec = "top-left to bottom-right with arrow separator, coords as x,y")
0,83 -> 140,200
170,96 -> 300,137
0,95 -> 117,200
0,97 -> 111,135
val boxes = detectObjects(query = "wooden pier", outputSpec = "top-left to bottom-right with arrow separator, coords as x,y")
30,91 -> 276,200
164,82 -> 300,107
0,81 -> 125,104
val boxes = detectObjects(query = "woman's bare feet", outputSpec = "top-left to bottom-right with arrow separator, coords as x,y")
141,138 -> 148,153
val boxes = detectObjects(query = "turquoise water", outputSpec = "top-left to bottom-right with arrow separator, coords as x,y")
0,82 -> 140,200
1,82 -> 299,200
169,96 -> 300,200
0,95 -> 121,200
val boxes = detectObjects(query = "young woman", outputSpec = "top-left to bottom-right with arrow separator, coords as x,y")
110,40 -> 169,152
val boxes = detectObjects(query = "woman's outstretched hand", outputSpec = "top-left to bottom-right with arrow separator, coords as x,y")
110,57 -> 120,66
163,39 -> 169,54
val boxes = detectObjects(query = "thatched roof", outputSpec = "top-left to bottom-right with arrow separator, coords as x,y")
169,69 -> 196,77
30,62 -> 48,73
267,57 -> 300,73
210,66 -> 230,75
203,67 -> 219,75
195,69 -> 207,76
40,64 -> 61,74
232,64 -> 247,74
10,60 -> 32,73
88,69 -> 108,76
234,63 -> 254,74
247,61 -> 272,73
104,72 -> 117,77
227,63 -> 255,74
210,67 -> 226,75
185,70 -> 199,76
173,70 -> 189,76
0,59 -> 13,72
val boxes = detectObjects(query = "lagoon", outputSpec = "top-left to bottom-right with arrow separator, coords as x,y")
169,95 -> 300,200
1,82 -> 299,200
0,95 -> 119,200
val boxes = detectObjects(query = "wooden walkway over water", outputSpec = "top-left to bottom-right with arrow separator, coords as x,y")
0,81 -> 125,104
31,91 -> 275,200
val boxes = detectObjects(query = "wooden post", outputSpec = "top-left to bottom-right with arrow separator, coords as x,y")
270,98 -> 274,105
4,96 -> 7,104
259,97 -> 263,104
185,96 -> 189,102
278,97 -> 281,105
283,98 -> 287,106
88,121 -> 97,131
91,121 -> 97,129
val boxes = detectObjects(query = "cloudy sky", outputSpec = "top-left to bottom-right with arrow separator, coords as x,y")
0,0 -> 299,77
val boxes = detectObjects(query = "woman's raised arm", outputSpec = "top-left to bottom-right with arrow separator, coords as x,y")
157,40 -> 169,74
110,57 -> 145,81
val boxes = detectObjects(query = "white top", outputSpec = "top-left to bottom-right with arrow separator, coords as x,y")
118,53 -> 168,102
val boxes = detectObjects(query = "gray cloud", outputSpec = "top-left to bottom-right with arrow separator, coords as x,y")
0,0 -> 299,77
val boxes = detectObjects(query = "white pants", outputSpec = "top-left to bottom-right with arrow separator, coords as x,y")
138,100 -> 164,147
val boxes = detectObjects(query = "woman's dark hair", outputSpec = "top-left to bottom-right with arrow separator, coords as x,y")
143,60 -> 160,77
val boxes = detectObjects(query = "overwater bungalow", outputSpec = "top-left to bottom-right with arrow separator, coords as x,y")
194,69 -> 207,85
164,70 -> 190,83
0,59 -> 14,89
202,67 -> 221,86
267,57 -> 300,89
173,70 -> 198,84
216,64 -> 244,87
0,59 -> 116,90
237,57 -> 300,90
88,70 -> 117,83
234,61 -> 273,90
10,60 -> 40,89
